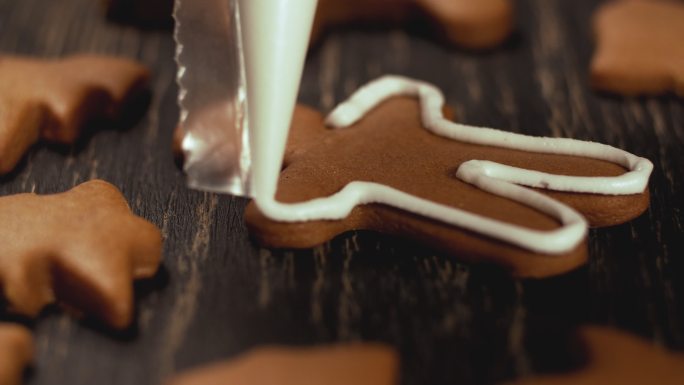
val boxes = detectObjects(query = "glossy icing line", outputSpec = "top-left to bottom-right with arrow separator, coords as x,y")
254,76 -> 653,255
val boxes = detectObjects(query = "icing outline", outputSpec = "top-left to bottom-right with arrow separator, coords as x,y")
254,76 -> 653,255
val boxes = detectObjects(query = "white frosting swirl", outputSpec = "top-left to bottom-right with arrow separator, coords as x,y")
254,76 -> 653,255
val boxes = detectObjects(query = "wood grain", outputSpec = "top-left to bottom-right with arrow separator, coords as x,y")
0,0 -> 682,384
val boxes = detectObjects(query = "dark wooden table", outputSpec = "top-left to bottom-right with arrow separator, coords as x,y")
1,0 -> 682,384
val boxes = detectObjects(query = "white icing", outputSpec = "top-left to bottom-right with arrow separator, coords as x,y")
254,76 -> 654,255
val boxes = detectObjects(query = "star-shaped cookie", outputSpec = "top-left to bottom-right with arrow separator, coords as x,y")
245,77 -> 652,278
0,180 -> 162,329
0,324 -> 32,385
591,0 -> 684,96
0,54 -> 150,174
508,326 -> 684,385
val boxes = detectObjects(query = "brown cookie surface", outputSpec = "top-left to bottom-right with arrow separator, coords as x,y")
245,96 -> 649,278
165,343 -> 398,385
0,324 -> 32,385
508,326 -> 684,385
591,0 -> 684,96
0,54 -> 150,174
0,180 -> 162,329
313,0 -> 513,49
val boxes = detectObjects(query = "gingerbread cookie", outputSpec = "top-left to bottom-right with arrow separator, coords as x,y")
245,76 -> 652,278
508,326 -> 684,385
312,0 -> 513,49
0,54 -> 150,174
0,324 -> 32,385
591,0 -> 684,97
0,180 -> 162,329
165,343 -> 398,385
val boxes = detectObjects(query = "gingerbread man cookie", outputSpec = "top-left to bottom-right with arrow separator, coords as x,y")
0,324 -> 32,385
0,180 -> 162,329
0,54 -> 150,174
165,343 -> 398,385
591,0 -> 684,96
508,326 -> 684,385
245,76 -> 652,278
312,0 -> 513,49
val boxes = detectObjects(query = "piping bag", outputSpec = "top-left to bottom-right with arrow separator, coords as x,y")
174,0 -> 318,207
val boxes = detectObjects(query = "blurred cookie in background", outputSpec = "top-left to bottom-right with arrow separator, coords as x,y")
509,326 -> 684,385
591,0 -> 684,97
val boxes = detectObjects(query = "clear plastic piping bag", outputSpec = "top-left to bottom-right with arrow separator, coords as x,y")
174,0 -> 252,197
